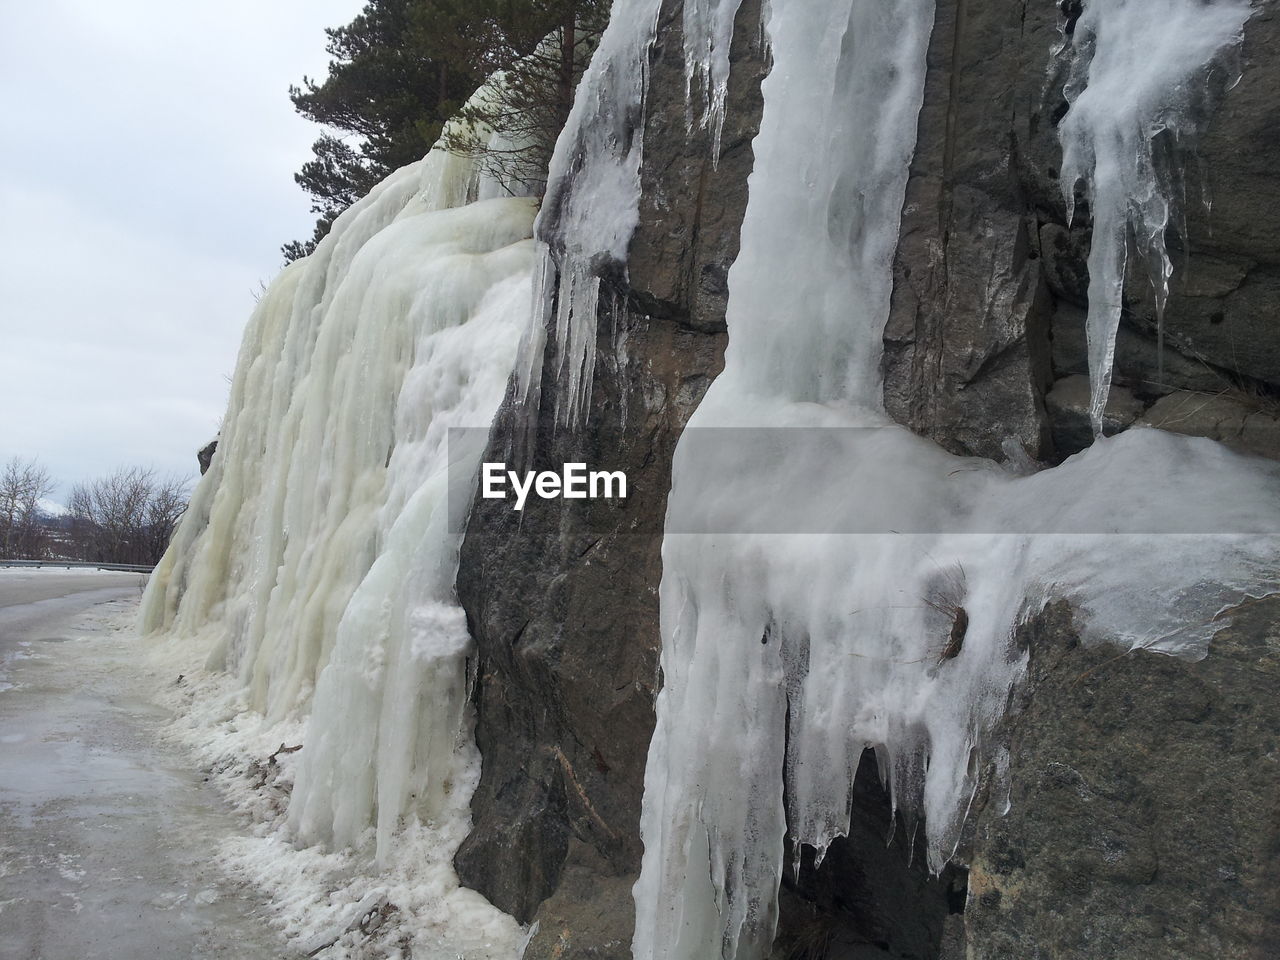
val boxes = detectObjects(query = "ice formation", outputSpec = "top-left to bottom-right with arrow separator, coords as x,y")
634,1 -> 1280,957
514,0 -> 659,430
1058,0 -> 1253,433
140,101 -> 537,953
516,0 -> 744,430
682,0 -> 744,152
138,0 -> 1278,956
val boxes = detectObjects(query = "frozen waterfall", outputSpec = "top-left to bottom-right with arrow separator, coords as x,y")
634,1 -> 1280,958
140,104 -> 536,955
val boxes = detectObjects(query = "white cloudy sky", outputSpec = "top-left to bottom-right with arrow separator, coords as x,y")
0,0 -> 365,500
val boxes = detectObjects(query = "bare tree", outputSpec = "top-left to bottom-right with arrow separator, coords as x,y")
67,467 -> 190,565
141,475 -> 190,564
0,457 -> 54,559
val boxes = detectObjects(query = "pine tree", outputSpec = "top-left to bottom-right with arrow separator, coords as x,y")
283,0 -> 609,262
284,0 -> 481,261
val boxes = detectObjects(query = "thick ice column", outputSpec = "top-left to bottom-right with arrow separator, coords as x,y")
140,92 -> 540,861
285,258 -> 535,855
138,82 -> 542,953
634,1 -> 937,956
140,161 -> 430,681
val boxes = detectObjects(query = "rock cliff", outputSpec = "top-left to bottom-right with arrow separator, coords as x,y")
455,1 -> 1280,956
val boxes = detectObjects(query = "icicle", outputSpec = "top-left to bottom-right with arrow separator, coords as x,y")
683,0 -> 748,157
634,2 -> 938,956
513,0 -> 665,427
1057,0 -> 1253,436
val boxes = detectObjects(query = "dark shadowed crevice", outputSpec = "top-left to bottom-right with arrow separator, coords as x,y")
771,750 -> 965,960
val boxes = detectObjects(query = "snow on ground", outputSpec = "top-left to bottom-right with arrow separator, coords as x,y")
141,623 -> 528,960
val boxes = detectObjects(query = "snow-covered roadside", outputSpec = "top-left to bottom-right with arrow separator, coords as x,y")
138,620 -> 527,960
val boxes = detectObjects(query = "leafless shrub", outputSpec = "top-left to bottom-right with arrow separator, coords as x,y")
0,456 -> 54,559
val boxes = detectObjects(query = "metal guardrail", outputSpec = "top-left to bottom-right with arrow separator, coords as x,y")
0,559 -> 154,574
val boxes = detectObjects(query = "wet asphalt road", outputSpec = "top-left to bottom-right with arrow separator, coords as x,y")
0,570 -> 285,960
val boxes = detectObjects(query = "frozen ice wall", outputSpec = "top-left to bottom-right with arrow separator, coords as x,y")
139,96 -> 537,948
635,1 -> 1280,958
1058,0 -> 1253,433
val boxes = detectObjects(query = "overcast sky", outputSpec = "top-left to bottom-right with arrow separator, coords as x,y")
0,0 -> 365,500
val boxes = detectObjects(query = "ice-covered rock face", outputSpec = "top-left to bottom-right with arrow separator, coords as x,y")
139,0 -> 1277,955
513,0 -> 664,431
515,0 -> 746,431
140,116 -> 537,883
634,1 -> 1279,958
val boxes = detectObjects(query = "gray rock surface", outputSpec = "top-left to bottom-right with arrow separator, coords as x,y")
965,598 -> 1280,960
1140,390 -> 1280,461
197,439 -> 217,475
883,0 -> 1055,462
1044,374 -> 1145,455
